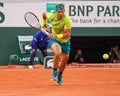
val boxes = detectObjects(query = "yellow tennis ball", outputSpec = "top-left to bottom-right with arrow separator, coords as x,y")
103,53 -> 109,60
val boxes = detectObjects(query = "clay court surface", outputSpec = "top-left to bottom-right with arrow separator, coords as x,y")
0,63 -> 120,96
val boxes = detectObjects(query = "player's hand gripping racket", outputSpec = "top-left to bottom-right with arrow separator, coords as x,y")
24,12 -> 49,35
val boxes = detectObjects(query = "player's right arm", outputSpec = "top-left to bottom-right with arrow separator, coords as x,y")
43,12 -> 47,26
43,12 -> 53,26
43,12 -> 56,39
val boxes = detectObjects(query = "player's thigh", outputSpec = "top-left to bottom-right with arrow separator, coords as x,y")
52,43 -> 62,55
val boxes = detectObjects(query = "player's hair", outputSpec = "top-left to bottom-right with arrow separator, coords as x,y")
56,3 -> 64,8
56,3 -> 65,11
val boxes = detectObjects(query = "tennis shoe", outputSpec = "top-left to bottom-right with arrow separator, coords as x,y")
51,70 -> 58,81
56,74 -> 62,85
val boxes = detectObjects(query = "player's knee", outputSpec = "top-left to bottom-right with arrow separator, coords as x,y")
62,54 -> 69,60
54,51 -> 61,56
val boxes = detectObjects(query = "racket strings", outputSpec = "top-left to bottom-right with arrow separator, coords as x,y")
25,13 -> 41,28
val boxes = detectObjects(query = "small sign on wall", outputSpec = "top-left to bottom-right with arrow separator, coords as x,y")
44,56 -> 54,68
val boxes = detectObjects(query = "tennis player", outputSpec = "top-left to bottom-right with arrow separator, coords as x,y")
28,25 -> 50,69
43,3 -> 72,85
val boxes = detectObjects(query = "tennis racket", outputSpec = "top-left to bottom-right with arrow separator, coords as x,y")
24,12 -> 49,35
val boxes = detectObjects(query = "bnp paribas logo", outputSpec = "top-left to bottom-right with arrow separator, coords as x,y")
46,3 -> 56,14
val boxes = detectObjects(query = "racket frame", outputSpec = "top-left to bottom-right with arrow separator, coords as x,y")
24,12 -> 49,35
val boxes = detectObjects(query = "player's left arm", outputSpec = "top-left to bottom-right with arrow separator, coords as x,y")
62,29 -> 71,39
62,17 -> 72,39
